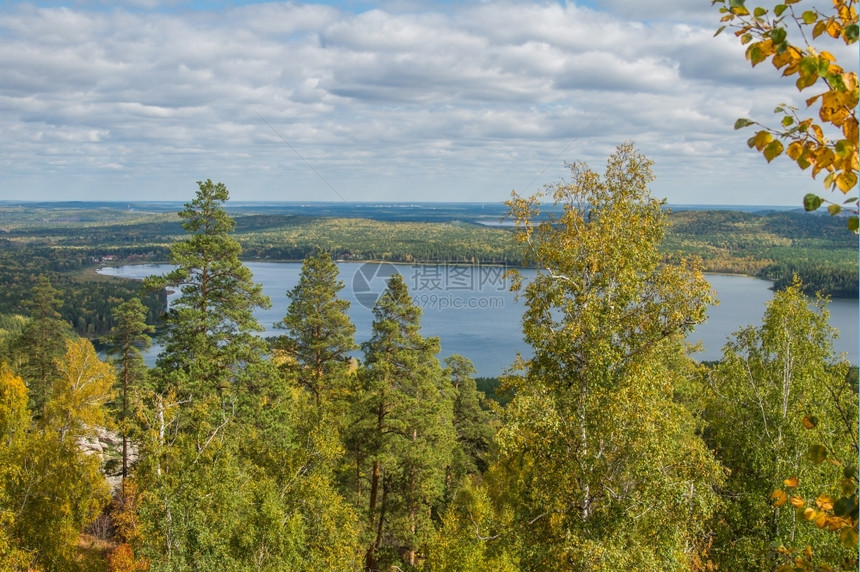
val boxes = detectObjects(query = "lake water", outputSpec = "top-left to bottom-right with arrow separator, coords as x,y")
98,262 -> 859,377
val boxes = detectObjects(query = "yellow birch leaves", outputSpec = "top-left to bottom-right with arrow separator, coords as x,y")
714,0 -> 859,229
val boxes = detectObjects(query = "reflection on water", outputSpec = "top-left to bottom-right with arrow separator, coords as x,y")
98,263 -> 858,376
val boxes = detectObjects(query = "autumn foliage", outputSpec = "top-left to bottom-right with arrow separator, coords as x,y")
714,0 -> 859,227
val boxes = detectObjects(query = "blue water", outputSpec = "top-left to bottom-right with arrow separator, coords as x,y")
98,263 -> 858,376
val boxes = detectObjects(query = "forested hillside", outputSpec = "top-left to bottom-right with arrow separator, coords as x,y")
0,148 -> 856,570
0,196 -> 855,343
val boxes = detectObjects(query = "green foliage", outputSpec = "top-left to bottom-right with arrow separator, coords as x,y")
272,250 -> 357,408
147,179 -> 271,397
705,280 -> 858,568
345,273 -> 456,570
104,298 -> 154,481
132,185 -> 362,571
492,143 -> 723,569
427,477 -> 518,572
445,355 -> 495,483
663,209 -> 858,296
7,277 -> 75,415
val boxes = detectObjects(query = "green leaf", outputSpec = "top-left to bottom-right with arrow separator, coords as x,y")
833,496 -> 856,518
763,140 -> 784,162
848,216 -> 859,232
714,25 -> 726,37
771,27 -> 787,44
843,465 -> 857,479
798,56 -> 818,76
734,118 -> 755,129
845,24 -> 859,42
803,194 -> 823,211
753,6 -> 766,17
774,4 -> 787,16
828,204 -> 842,216
781,116 -> 794,127
795,71 -> 819,90
809,443 -> 828,464
729,0 -> 749,15
834,139 -> 852,157
801,10 -> 818,24
748,44 -> 766,66
840,527 -> 858,549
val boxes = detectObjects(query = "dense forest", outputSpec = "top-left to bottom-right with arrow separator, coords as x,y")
0,146 -> 856,571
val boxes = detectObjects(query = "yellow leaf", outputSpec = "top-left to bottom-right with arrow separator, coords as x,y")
753,130 -> 774,150
802,507 -> 817,520
790,496 -> 806,508
813,19 -> 827,39
836,172 -> 858,192
818,147 -> 836,169
784,475 -> 800,487
772,489 -> 788,507
816,494 -> 835,511
843,117 -> 858,141
786,141 -> 804,160
772,49 -> 795,70
805,93 -> 822,107
810,124 -> 825,141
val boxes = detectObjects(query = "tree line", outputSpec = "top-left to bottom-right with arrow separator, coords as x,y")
0,147 -> 856,571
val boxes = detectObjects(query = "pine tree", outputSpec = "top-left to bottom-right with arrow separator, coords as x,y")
146,179 -> 271,397
104,297 -> 154,480
445,355 -> 494,483
273,250 -> 356,408
346,273 -> 455,570
134,183 -> 362,569
10,276 -> 74,415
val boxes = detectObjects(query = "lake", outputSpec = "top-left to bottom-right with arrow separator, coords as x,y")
98,262 -> 859,377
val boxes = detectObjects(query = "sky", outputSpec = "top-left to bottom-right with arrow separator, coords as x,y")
1,0 -> 855,205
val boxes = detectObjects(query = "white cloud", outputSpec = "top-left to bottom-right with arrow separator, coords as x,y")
0,0 -> 852,205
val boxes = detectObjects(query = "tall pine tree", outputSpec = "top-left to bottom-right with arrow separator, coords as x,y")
146,179 -> 271,396
273,250 -> 356,409
104,297 -> 154,481
346,273 -> 455,571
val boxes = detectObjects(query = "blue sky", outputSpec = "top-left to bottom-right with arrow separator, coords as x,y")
1,0 -> 854,205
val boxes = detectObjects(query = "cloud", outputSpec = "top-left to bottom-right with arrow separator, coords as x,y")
0,0 -> 851,205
